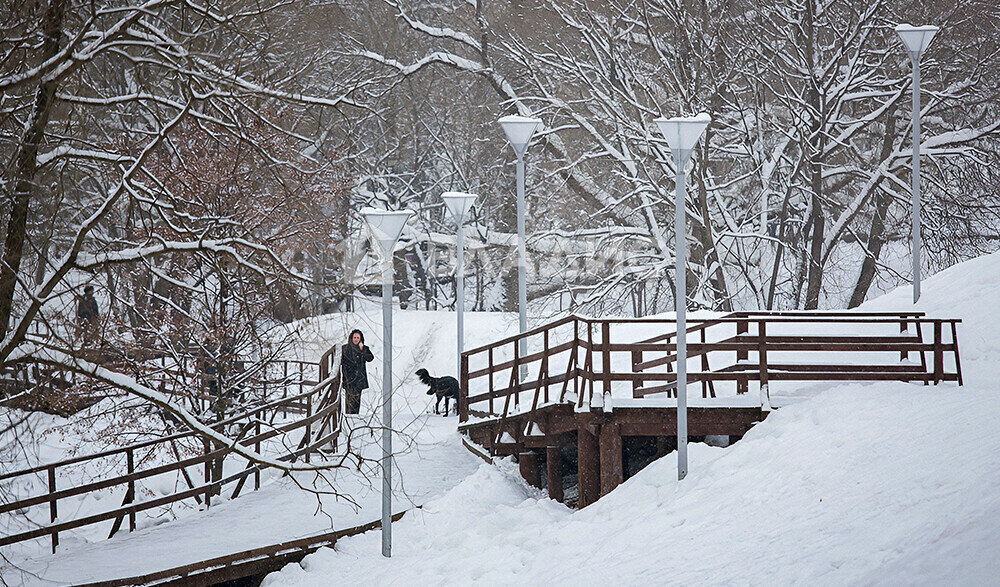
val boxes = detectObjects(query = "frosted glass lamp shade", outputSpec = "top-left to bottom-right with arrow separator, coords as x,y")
442,192 -> 477,225
499,115 -> 542,158
654,114 -> 712,162
362,208 -> 414,258
896,24 -> 939,56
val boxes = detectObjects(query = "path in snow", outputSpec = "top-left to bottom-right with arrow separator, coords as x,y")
2,310 -> 518,585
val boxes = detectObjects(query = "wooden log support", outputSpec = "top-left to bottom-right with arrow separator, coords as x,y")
546,446 -> 564,502
599,423 -> 623,497
518,452 -> 542,489
577,426 -> 600,508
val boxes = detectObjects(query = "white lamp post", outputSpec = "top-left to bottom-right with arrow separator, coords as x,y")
499,114 -> 542,380
361,207 -> 414,558
442,192 -> 477,387
896,24 -> 938,304
654,113 -> 711,481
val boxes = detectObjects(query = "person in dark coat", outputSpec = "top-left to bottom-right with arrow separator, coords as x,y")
341,329 -> 374,414
77,285 -> 100,345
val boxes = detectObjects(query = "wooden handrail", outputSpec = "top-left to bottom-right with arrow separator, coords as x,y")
1,349 -> 343,552
459,313 -> 963,425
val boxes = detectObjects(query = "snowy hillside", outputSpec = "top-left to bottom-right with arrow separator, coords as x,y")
263,253 -> 1000,586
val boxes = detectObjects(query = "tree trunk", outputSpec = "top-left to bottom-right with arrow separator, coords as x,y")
802,0 -> 825,311
0,0 -> 67,337
849,108 -> 899,308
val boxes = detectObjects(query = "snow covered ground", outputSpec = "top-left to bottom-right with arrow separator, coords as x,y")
262,252 -> 1000,586
1,309 -> 519,584
5,252 -> 1000,585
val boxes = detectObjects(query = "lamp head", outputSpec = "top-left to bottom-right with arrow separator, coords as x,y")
361,207 -> 414,261
654,113 -> 711,167
895,24 -> 939,59
441,192 -> 477,226
499,115 -> 542,159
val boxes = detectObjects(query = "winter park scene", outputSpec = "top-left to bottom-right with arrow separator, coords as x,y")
2,1 -> 1000,585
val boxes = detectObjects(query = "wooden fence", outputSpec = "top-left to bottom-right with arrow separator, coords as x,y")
0,345 -> 342,554
459,311 -> 962,424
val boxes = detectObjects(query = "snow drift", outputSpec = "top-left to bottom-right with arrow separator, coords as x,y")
264,252 -> 1000,586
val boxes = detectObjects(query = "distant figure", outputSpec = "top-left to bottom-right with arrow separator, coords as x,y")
341,329 -> 374,415
76,285 -> 99,344
197,337 -> 219,397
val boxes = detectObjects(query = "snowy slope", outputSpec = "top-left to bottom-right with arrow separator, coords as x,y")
263,253 -> 1000,586
2,308 -> 520,584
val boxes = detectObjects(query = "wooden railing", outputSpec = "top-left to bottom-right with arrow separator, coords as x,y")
0,347 -> 342,554
459,311 -> 962,423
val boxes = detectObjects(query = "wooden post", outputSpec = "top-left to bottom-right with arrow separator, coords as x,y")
631,349 -> 642,397
900,314 -> 909,361
599,422 -> 623,497
518,451 -> 542,489
488,347 -> 495,416
304,392 -> 312,463
48,466 -> 58,553
757,320 -> 769,392
546,446 -> 564,502
601,322 -> 611,404
254,420 -> 261,491
126,448 -> 136,532
587,323 -> 595,406
577,426 -> 600,508
204,441 -> 212,507
543,329 -> 550,403
737,319 -> 748,394
700,328 -> 713,398
933,320 -> 943,384
573,320 -> 580,400
512,340 -> 520,408
460,353 -> 470,422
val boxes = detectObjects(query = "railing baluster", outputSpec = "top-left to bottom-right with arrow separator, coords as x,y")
304,393 -> 312,464
757,320 -> 768,393
48,466 -> 58,553
488,347 -> 494,416
460,353 -> 470,422
543,328 -> 550,404
127,448 -> 136,532
933,320 -> 944,384
736,318 -> 748,394
254,420 -> 262,490
601,322 -> 611,406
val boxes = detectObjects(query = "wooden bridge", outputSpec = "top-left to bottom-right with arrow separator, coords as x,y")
458,311 -> 962,507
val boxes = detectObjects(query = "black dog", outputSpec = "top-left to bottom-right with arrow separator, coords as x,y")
416,368 -> 460,416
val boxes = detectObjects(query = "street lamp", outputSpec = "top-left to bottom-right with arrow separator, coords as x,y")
499,114 -> 542,379
361,206 -> 414,558
441,192 -> 477,384
654,113 -> 711,481
896,23 -> 938,304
